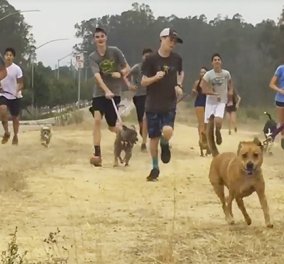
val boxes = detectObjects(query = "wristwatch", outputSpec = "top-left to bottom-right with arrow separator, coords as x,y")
177,84 -> 183,88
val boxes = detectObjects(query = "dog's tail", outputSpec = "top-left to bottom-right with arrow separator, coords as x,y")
207,114 -> 219,157
264,111 -> 272,120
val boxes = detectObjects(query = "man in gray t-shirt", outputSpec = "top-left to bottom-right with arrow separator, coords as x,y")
201,53 -> 233,146
89,27 -> 130,167
125,48 -> 153,152
0,53 -> 7,80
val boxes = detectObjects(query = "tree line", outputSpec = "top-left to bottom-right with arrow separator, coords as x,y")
1,1 -> 284,109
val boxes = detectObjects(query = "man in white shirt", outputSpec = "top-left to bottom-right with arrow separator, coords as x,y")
0,48 -> 24,145
200,53 -> 233,146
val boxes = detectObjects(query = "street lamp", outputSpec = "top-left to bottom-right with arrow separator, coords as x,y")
57,52 -> 73,80
31,38 -> 68,109
0,9 -> 40,22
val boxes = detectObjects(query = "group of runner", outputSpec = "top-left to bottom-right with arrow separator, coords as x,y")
0,26 -> 284,181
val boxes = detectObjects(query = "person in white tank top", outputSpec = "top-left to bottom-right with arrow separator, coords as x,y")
0,48 -> 24,145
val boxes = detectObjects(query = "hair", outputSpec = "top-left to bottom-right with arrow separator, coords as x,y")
200,66 -> 208,71
93,27 -> 107,36
211,53 -> 222,62
142,48 -> 153,55
5,48 -> 16,57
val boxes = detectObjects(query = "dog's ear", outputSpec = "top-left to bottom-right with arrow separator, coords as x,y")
122,125 -> 127,130
131,125 -> 136,131
237,142 -> 244,155
253,137 -> 264,152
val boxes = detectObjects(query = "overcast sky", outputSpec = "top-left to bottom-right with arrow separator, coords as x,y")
7,0 -> 284,68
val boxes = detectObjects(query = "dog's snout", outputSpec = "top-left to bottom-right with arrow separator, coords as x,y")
246,162 -> 254,170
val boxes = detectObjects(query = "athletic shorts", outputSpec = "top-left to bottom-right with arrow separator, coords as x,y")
146,110 -> 176,138
276,101 -> 284,107
0,96 -> 21,117
225,104 -> 237,113
133,95 -> 146,123
91,96 -> 121,127
204,103 -> 226,123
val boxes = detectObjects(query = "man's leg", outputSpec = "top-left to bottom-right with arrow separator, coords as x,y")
276,105 -> 284,149
214,103 -> 226,145
90,97 -> 105,167
146,112 -> 160,181
133,96 -> 147,151
141,114 -> 148,151
0,97 -> 10,144
160,110 -> 176,164
10,99 -> 21,145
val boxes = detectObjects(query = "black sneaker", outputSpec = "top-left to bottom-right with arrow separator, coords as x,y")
215,128 -> 222,145
234,127 -> 237,133
160,142 -> 171,163
146,168 -> 160,182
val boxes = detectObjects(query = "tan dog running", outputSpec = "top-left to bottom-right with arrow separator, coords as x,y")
40,126 -> 52,147
207,115 -> 273,228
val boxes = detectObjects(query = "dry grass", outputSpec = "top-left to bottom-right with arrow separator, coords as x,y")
0,104 -> 283,263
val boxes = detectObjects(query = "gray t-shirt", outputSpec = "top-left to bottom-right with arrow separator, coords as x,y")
142,51 -> 183,113
89,46 -> 128,97
130,63 -> 146,96
0,53 -> 5,68
203,69 -> 231,104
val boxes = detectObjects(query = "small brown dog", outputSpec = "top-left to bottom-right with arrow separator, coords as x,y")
207,115 -> 273,228
40,126 -> 52,148
114,125 -> 138,167
199,131 -> 211,157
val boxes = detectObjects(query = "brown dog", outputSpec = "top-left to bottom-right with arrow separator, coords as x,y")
207,115 -> 273,228
114,125 -> 138,167
199,131 -> 211,157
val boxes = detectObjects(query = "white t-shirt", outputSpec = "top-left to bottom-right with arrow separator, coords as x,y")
203,69 -> 231,105
0,63 -> 23,99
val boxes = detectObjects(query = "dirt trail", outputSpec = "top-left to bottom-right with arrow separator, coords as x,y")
0,112 -> 283,263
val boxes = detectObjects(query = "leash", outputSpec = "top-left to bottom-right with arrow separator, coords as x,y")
177,92 -> 190,103
111,98 -> 123,124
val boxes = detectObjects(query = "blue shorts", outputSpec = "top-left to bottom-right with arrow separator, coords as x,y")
194,94 -> 206,107
276,101 -> 284,107
146,110 -> 176,138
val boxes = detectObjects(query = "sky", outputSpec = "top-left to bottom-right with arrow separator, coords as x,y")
7,0 -> 284,68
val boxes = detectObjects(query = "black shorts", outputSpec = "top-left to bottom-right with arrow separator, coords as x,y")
0,96 -> 21,117
146,110 -> 176,138
226,105 -> 237,113
92,96 -> 121,127
276,101 -> 284,107
133,95 -> 146,123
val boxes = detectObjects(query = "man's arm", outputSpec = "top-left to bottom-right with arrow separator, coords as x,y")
270,74 -> 284,95
89,54 -> 113,98
16,66 -> 24,93
140,56 -> 165,87
0,54 -> 7,80
200,78 -> 218,96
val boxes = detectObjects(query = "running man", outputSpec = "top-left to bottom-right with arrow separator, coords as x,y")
89,27 -> 130,166
125,48 -> 153,152
141,28 -> 184,181
0,48 -> 24,145
200,53 -> 233,145
269,63 -> 284,149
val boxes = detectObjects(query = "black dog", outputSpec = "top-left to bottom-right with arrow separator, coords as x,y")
114,125 -> 138,167
263,112 -> 277,154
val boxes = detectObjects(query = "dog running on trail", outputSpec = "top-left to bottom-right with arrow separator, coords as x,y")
207,114 -> 273,228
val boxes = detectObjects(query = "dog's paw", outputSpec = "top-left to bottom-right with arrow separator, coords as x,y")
245,217 -> 252,225
226,216 -> 235,225
266,223 -> 273,228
